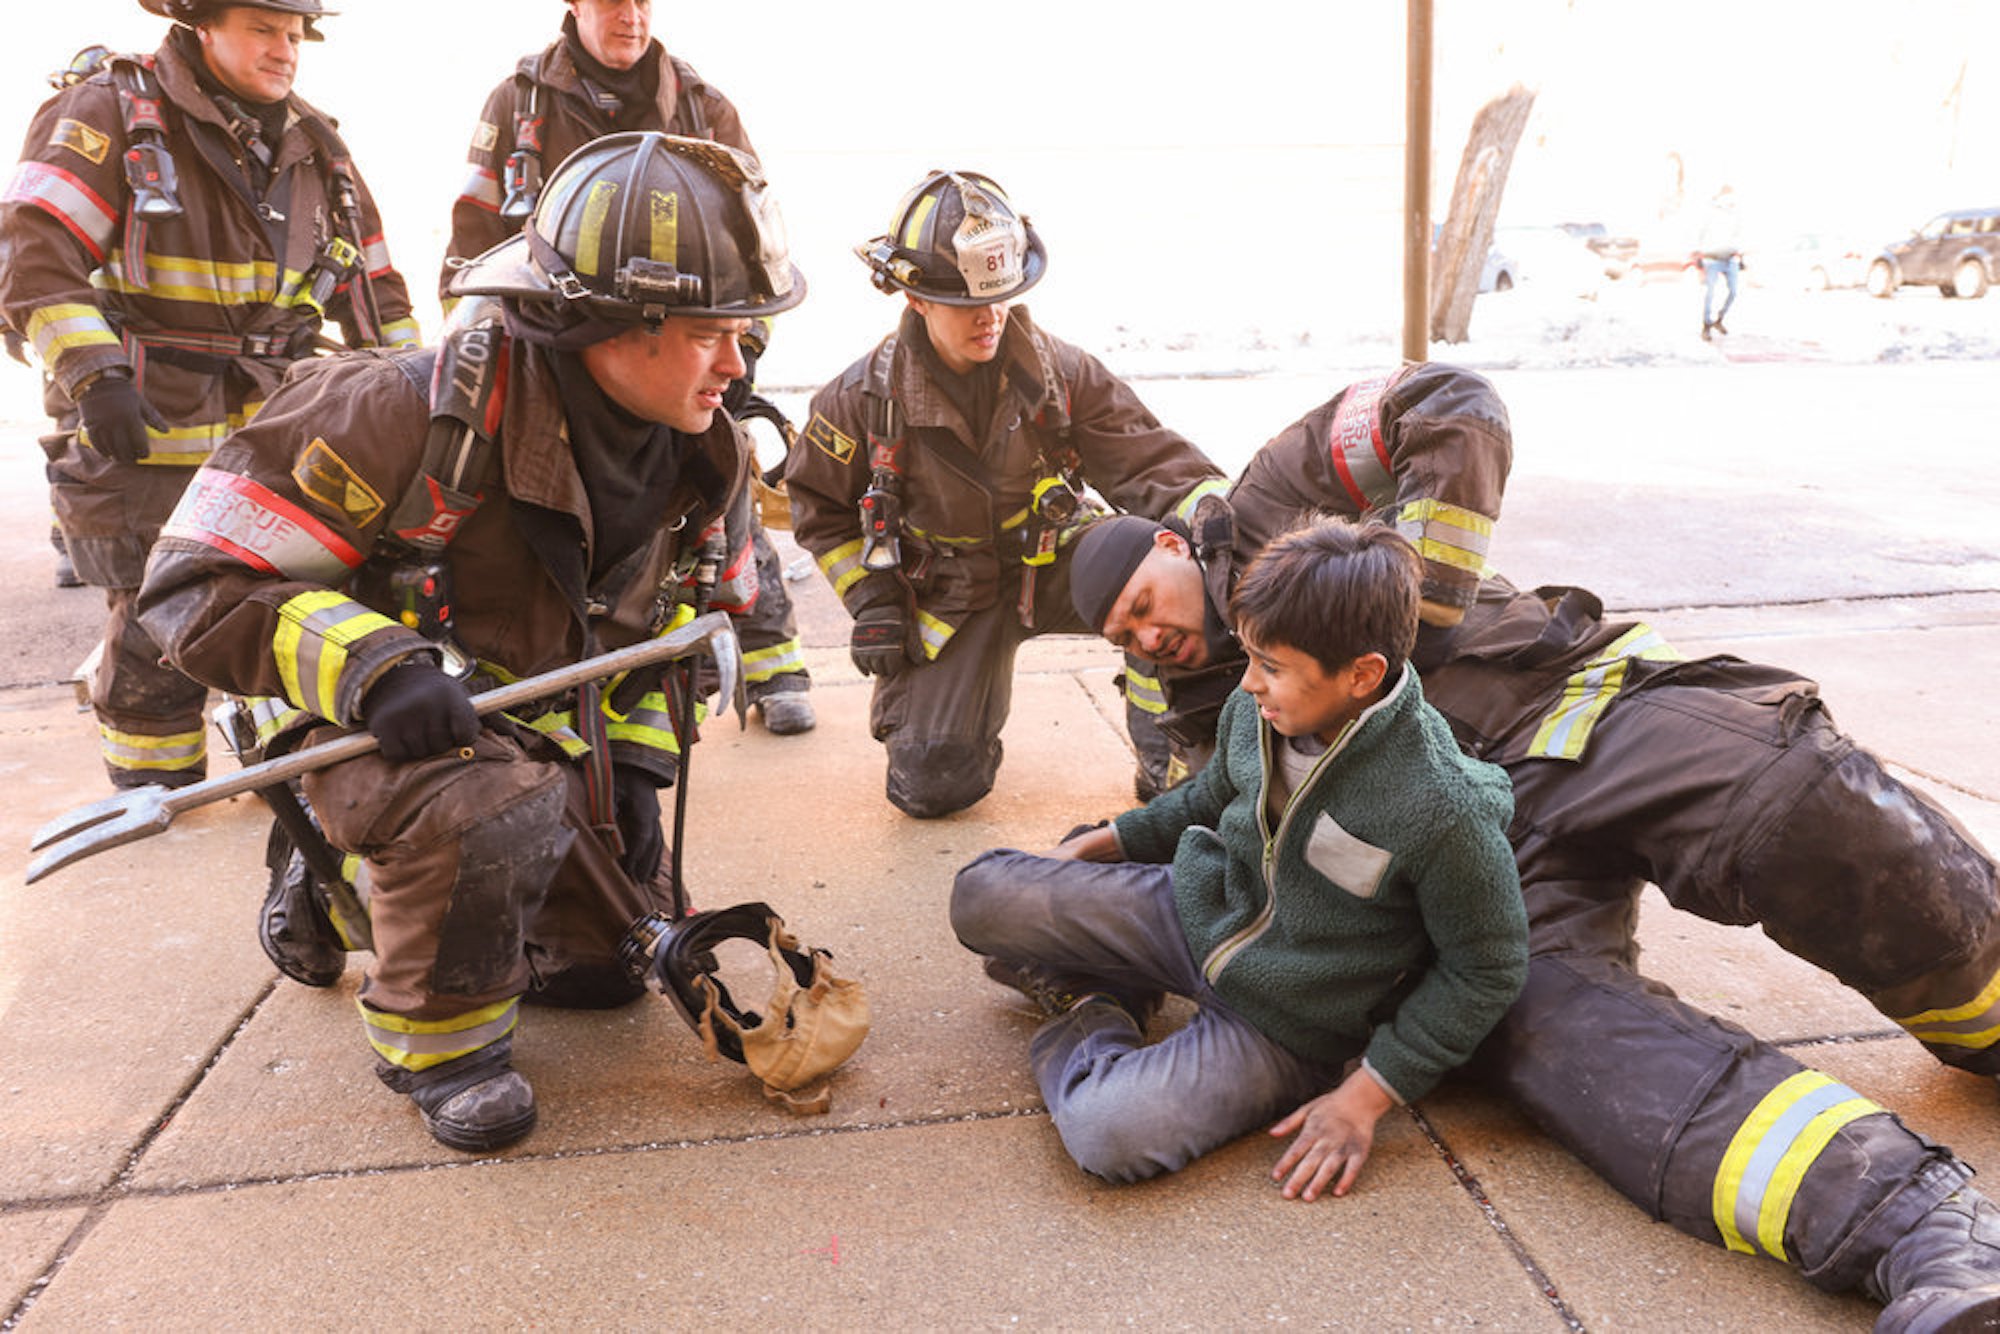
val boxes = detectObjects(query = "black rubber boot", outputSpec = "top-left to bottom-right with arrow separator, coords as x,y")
376,1040 -> 537,1153
259,845 -> 345,988
1872,1185 -> 2000,1333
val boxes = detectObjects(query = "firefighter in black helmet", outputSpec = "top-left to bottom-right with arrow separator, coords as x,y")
783,169 -> 1227,818
138,133 -> 806,1152
444,0 -> 817,737
0,0 -> 417,792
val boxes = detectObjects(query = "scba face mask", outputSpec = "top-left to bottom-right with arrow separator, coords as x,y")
623,902 -> 870,1114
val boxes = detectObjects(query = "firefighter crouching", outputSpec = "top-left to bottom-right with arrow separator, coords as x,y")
782,168 -> 1228,818
137,132 -> 806,1152
0,0 -> 420,793
443,0 -> 815,736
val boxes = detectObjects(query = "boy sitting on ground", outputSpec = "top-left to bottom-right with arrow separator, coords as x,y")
950,516 -> 1527,1197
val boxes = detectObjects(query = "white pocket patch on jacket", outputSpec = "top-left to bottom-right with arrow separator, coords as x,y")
1303,813 -> 1393,899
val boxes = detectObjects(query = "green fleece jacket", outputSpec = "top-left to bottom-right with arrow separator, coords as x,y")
1113,667 -> 1526,1101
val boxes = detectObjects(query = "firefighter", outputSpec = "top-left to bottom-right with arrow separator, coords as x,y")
1065,364 -> 2000,1329
783,168 -> 1228,818
137,132 -> 807,1152
0,0 -> 420,791
443,0 -> 813,736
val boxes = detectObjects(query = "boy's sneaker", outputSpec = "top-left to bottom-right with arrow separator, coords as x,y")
982,957 -> 1161,1026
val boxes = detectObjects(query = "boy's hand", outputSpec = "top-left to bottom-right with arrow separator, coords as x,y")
1049,823 -> 1122,862
1268,1066 -> 1397,1201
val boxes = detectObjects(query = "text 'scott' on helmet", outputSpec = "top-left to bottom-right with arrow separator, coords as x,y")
139,0 -> 335,39
448,131 -> 806,343
622,903 -> 870,1115
856,169 -> 1046,306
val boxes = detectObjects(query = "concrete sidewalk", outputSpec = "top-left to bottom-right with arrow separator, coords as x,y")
5,569 -> 2000,1330
3,358 -> 2000,1330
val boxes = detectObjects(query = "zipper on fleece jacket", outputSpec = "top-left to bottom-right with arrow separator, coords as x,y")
1198,669 -> 1410,986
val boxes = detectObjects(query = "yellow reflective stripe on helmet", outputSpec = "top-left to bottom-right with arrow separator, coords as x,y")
25,302 -> 120,361
1174,477 -> 1230,525
99,723 -> 205,772
1712,1071 -> 1881,1260
901,192 -> 937,249
1123,665 -> 1167,715
1394,498 -> 1494,576
743,637 -> 805,684
1894,964 -> 2000,1051
361,996 -> 519,1072
916,608 -> 953,661
273,590 -> 402,720
1526,623 -> 1684,761
819,539 -> 867,597
576,179 -> 618,279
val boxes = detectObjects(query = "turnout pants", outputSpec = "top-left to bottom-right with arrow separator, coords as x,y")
728,491 -> 811,704
47,439 -> 209,787
303,725 -> 666,1073
870,559 -> 1174,819
1475,664 -> 1998,1290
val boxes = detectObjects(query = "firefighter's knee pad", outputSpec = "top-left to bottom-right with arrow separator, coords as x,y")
430,778 -> 573,997
885,737 -> 1000,819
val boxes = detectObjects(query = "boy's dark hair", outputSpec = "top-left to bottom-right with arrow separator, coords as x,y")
1229,516 -> 1421,673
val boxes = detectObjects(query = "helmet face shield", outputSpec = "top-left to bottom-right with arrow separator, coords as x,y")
857,169 -> 1045,306
448,132 -> 807,329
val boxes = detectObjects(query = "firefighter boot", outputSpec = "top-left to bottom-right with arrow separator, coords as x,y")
377,1040 -> 537,1153
259,845 -> 345,988
757,691 -> 816,736
1871,1186 -> 2000,1333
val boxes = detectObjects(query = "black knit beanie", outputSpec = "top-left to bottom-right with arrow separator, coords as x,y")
1069,515 -> 1168,632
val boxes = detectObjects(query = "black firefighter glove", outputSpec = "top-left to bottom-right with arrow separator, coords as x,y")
612,763 -> 668,885
361,659 -> 480,764
849,603 -> 912,678
77,369 -> 165,465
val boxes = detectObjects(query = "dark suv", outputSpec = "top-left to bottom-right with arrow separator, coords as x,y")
1867,207 -> 2000,299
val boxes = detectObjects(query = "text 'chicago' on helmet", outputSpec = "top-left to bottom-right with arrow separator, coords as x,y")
856,169 -> 1046,306
139,0 -> 335,40
448,132 -> 807,326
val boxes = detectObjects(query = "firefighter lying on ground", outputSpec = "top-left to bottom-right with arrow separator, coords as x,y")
782,168 -> 1228,818
954,518 -> 1526,1198
137,133 -> 805,1152
1063,363 -> 2000,1331
0,0 -> 419,792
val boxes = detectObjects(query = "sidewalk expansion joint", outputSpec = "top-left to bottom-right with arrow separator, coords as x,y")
1,978 -> 280,1333
1409,1102 -> 1586,1332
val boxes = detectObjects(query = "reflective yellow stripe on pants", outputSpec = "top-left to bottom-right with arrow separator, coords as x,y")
1712,1070 -> 1882,1261
361,996 -> 520,1073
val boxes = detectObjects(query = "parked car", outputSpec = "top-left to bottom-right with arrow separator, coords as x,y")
1430,224 -> 1518,294
1866,207 -> 2000,299
1494,224 -> 1609,296
1756,233 -> 1868,290
1556,221 -> 1640,278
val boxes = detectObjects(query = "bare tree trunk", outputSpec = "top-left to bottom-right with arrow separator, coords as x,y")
1430,84 -> 1536,344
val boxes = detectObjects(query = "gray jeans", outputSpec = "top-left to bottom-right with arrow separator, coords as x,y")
951,848 -> 1347,1183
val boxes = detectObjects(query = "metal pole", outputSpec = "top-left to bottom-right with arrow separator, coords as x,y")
1403,0 -> 1434,363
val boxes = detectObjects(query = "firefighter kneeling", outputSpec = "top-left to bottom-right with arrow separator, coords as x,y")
135,133 -> 866,1150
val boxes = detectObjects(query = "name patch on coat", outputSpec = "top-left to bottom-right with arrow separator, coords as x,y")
52,119 -> 111,166
293,437 -> 384,528
804,412 -> 856,465
1303,812 -> 1392,899
471,121 -> 500,153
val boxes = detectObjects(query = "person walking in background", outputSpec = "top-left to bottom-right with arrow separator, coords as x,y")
1699,184 -> 1744,340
